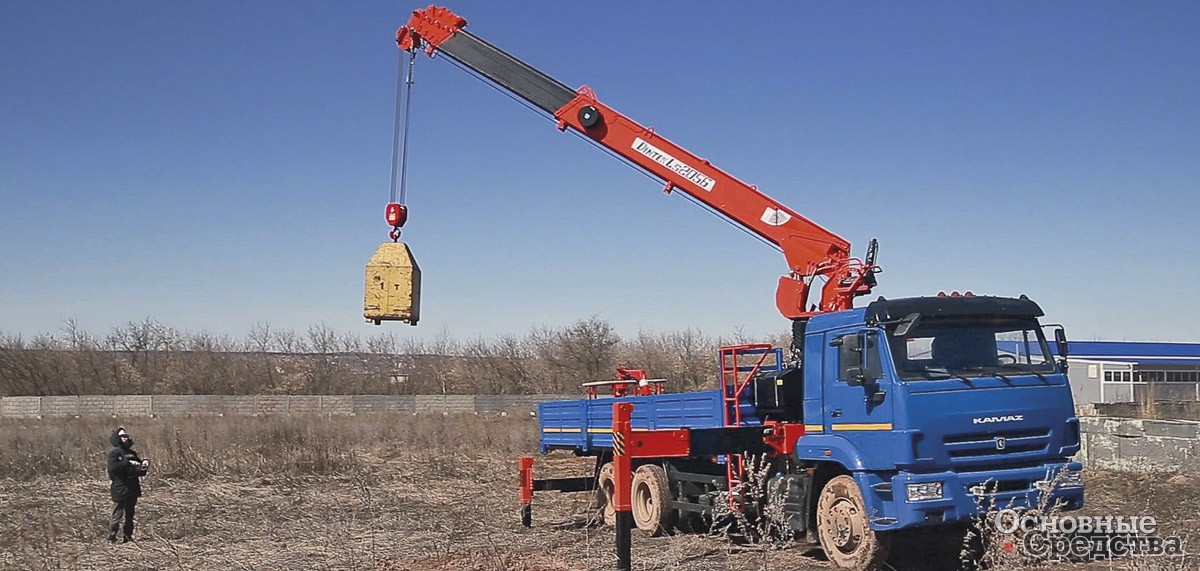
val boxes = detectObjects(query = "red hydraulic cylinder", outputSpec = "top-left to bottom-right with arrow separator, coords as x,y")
612,402 -> 633,571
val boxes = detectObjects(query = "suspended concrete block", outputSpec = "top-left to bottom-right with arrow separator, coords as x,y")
364,241 -> 421,325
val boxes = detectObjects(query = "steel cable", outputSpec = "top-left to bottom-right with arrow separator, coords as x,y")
388,50 -> 405,204
389,51 -> 418,205
398,51 -> 417,204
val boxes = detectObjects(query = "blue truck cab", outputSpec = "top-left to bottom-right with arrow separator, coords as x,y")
798,295 -> 1083,530
536,295 -> 1083,570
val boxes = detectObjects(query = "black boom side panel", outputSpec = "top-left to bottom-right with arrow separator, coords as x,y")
439,31 -> 577,114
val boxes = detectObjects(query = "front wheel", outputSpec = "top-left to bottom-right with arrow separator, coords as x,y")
816,475 -> 892,571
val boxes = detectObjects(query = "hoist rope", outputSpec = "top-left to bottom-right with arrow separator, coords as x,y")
388,52 -> 404,204
389,50 -> 417,205
398,51 -> 417,205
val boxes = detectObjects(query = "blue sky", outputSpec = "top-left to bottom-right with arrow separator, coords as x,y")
2,1 -> 1197,343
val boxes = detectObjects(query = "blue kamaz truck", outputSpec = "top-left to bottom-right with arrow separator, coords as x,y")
538,294 -> 1083,570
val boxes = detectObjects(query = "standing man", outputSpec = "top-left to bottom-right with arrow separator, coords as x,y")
106,426 -> 149,543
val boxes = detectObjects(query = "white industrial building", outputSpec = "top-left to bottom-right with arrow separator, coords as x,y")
1065,342 -> 1200,404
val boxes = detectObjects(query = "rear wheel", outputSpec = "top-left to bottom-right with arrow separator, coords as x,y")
596,462 -> 615,525
816,475 -> 891,571
631,464 -> 675,536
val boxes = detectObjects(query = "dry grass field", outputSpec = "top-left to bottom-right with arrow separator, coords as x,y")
0,415 -> 1194,571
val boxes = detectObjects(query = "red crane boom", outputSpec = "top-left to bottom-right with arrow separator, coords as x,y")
397,6 -> 878,319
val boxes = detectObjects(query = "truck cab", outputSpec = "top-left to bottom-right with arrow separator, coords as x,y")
796,295 -> 1083,538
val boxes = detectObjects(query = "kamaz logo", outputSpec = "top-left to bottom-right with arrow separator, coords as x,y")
972,415 -> 1024,424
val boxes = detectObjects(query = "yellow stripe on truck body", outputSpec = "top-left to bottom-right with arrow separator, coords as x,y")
831,423 -> 893,431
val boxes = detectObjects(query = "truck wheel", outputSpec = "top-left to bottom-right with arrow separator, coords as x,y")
596,462 -> 616,525
631,464 -> 676,536
816,475 -> 891,571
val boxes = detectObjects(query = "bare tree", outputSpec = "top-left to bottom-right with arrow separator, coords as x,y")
62,319 -> 111,394
460,334 -> 535,394
307,323 -> 338,394
245,322 -> 277,393
670,328 -> 717,390
274,328 -> 307,354
398,328 -> 460,395
529,316 -> 621,393
0,333 -> 38,395
0,316 -> 751,397
365,331 -> 402,394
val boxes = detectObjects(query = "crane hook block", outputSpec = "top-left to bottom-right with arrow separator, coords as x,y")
364,241 -> 421,326
385,203 -> 408,228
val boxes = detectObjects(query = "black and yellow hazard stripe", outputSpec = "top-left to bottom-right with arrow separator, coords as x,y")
613,431 -> 626,456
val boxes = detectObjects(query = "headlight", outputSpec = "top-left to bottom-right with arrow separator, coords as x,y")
907,482 -> 943,502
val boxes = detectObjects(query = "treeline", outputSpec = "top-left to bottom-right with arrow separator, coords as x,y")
0,317 -> 786,396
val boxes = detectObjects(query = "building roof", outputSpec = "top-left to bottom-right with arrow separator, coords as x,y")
1063,341 -> 1200,366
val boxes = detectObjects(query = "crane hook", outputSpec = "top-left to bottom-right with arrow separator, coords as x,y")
386,203 -> 408,242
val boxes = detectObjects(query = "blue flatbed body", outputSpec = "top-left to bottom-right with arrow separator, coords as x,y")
538,390 -> 763,454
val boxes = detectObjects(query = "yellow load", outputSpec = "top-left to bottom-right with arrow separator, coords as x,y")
364,241 -> 421,325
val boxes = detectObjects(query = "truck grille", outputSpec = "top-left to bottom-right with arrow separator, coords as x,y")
943,428 -> 1050,463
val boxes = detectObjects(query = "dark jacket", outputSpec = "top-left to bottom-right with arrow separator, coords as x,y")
107,429 -> 144,503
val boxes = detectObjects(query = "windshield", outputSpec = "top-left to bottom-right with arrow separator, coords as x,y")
887,317 -> 1056,380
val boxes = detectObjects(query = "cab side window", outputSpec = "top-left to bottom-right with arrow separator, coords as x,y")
838,331 -> 882,383
838,334 -> 858,381
862,332 -> 882,381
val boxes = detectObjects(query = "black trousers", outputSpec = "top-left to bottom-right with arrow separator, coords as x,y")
108,498 -> 137,540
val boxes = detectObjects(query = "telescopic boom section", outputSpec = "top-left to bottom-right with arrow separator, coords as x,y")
397,6 -> 878,318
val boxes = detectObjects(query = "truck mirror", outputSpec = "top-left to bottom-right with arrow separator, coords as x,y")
1054,328 -> 1069,358
893,313 -> 921,337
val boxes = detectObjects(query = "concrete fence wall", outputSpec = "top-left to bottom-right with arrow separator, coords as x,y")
4,396 -> 1197,473
1077,416 -> 1200,473
0,395 -> 573,418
